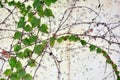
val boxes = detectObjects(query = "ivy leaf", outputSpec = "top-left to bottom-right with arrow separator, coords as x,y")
44,0 -> 57,6
29,16 -> 40,28
115,71 -> 119,75
117,77 -> 120,80
10,77 -> 20,80
23,38 -> 31,46
9,57 -> 17,68
102,50 -> 107,57
23,74 -> 32,80
17,69 -> 26,78
16,52 -> 24,59
17,49 -> 32,58
50,37 -> 56,47
68,35 -> 79,42
0,78 -> 6,80
8,1 -> 15,6
33,0 -> 44,16
42,40 -> 47,47
80,40 -> 87,46
34,41 -> 46,55
10,73 -> 20,80
23,24 -> 32,32
33,0 -> 39,8
4,69 -> 12,76
14,44 -> 21,52
37,2 -> 44,17
89,45 -> 96,51
28,59 -> 36,67
44,8 -> 54,17
20,5 -> 27,16
14,31 -> 22,39
18,17 -> 25,28
34,44 -> 44,55
0,1 -> 3,8
29,35 -> 37,43
96,48 -> 102,53
57,37 -> 64,43
112,64 -> 117,69
24,48 -> 32,58
28,12 -> 34,18
15,61 -> 22,71
39,24 -> 48,33
27,5 -> 32,11
106,59 -> 112,63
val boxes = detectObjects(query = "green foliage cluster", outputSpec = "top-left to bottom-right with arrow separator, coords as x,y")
0,0 -> 119,80
0,0 -> 56,80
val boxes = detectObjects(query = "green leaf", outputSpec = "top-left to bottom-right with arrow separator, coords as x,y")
5,0 -> 8,3
44,0 -> 57,6
24,48 -> 32,58
115,71 -> 119,75
14,44 -> 22,52
27,5 -> 32,11
29,35 -> 37,43
44,8 -> 54,17
33,0 -> 39,8
117,77 -> 120,80
89,45 -> 96,51
68,35 -> 79,42
14,31 -> 22,39
29,16 -> 40,28
10,77 -> 20,80
57,37 -> 64,43
17,49 -> 32,58
33,0 -> 44,16
106,59 -> 112,63
28,12 -> 34,18
9,57 -> 17,68
0,1 -> 3,8
112,64 -> 117,69
42,40 -> 47,47
17,69 -> 26,78
34,44 -> 44,55
15,1 -> 21,8
50,37 -> 56,47
96,48 -> 102,53
20,6 -> 27,16
18,17 -> 25,28
28,59 -> 36,67
16,52 -> 24,59
0,78 -> 6,80
24,24 -> 32,32
8,1 -> 15,6
4,69 -> 12,76
80,40 -> 87,46
15,61 -> 22,70
10,74 -> 20,80
23,74 -> 32,80
102,50 -> 107,57
39,24 -> 48,33
23,38 -> 31,46
37,2 -> 44,17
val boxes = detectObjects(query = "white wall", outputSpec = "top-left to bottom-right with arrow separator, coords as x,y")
0,0 -> 120,80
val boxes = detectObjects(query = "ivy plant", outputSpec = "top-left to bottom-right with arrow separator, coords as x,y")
0,0 -> 120,80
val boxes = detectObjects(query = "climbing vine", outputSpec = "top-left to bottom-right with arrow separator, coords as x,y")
0,0 -> 120,80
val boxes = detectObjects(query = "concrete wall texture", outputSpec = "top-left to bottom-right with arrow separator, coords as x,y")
0,0 -> 120,80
